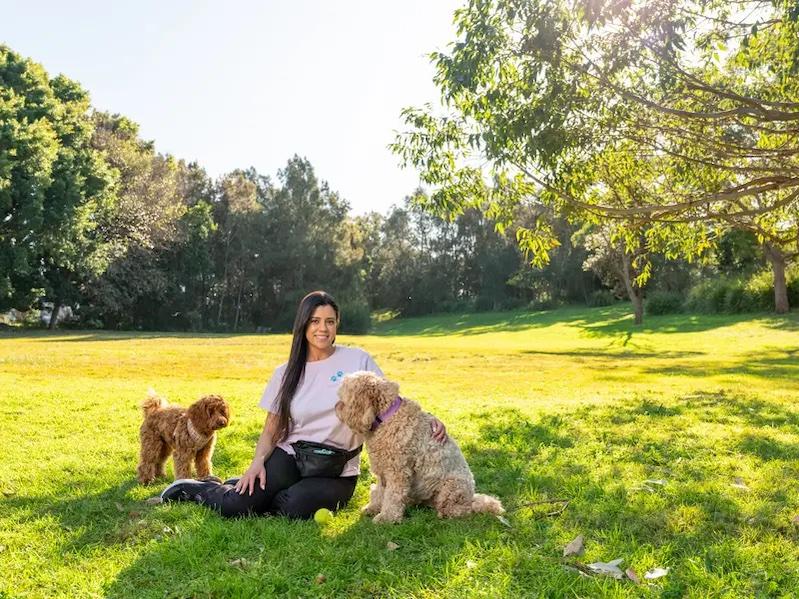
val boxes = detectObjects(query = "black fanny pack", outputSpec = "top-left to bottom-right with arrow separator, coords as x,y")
291,440 -> 362,478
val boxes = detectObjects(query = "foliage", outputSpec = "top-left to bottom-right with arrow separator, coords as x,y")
586,289 -> 616,308
684,266 -> 799,314
338,297 -> 372,334
2,37 -> 796,332
645,291 -> 684,316
0,45 -> 115,318
390,0 -> 799,313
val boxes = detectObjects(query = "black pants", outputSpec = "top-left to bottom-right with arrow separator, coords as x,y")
198,447 -> 357,519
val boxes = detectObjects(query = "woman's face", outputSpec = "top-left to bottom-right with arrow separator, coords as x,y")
305,305 -> 338,353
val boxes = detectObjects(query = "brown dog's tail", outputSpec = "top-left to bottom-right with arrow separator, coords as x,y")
472,493 -> 505,515
142,389 -> 167,417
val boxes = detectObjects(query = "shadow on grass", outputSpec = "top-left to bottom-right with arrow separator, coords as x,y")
520,349 -> 704,359
106,392 -> 799,596
373,305 -> 799,339
640,348 -> 799,381
460,396 -> 799,594
0,329 -> 278,342
5,307 -> 797,345
16,390 -> 798,597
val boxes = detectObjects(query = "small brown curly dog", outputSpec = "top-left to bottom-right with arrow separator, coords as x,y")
336,371 -> 503,523
136,390 -> 230,485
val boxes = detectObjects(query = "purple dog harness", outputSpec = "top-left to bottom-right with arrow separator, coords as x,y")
371,396 -> 404,431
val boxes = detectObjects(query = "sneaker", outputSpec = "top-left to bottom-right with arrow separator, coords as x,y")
160,479 -> 217,503
199,475 -> 223,484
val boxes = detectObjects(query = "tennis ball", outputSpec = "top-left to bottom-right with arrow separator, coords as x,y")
314,508 -> 334,524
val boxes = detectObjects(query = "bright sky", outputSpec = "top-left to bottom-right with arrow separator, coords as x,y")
2,1 -> 463,215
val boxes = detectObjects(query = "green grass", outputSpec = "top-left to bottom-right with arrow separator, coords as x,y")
2,304 -> 799,598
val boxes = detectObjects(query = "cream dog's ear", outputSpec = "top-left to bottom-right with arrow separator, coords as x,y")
358,395 -> 377,433
382,379 -> 400,401
353,375 -> 381,433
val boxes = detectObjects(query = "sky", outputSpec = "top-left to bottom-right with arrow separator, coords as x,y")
2,0 -> 464,215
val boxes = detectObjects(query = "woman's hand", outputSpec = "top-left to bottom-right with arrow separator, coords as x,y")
430,416 -> 448,444
235,460 -> 267,496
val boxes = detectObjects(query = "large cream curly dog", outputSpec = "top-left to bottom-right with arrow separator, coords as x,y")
336,371 -> 503,523
136,390 -> 230,484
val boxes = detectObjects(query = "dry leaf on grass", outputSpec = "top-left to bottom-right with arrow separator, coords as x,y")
730,477 -> 749,490
315,574 -> 326,584
563,535 -> 584,557
145,496 -> 162,505
625,568 -> 641,584
465,560 -> 477,569
229,558 -> 250,569
114,502 -> 125,512
791,514 -> 799,525
644,567 -> 669,580
496,515 -> 512,527
643,479 -> 666,486
587,558 -> 625,579
386,541 -> 399,551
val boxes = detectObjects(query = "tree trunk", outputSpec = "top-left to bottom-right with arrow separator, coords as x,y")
765,244 -> 789,314
631,290 -> 644,325
233,276 -> 244,332
620,251 -> 644,325
48,299 -> 61,330
217,234 -> 231,326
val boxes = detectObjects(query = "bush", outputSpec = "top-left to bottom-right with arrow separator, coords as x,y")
586,289 -> 616,307
475,295 -> 497,312
646,291 -> 684,315
722,280 -> 750,313
685,278 -> 733,313
438,298 -> 474,313
744,267 -> 799,311
339,299 -> 371,334
684,265 -> 799,314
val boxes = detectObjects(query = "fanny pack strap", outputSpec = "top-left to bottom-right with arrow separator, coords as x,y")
344,445 -> 363,460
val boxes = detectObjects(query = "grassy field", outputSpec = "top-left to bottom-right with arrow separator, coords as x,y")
2,305 -> 799,598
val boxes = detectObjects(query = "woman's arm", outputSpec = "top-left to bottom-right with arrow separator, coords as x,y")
234,412 -> 279,496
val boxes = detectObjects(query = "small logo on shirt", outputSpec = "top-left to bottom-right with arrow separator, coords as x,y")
330,370 -> 345,382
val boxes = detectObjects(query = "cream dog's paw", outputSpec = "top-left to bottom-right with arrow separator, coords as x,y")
373,511 -> 403,524
362,503 -> 380,516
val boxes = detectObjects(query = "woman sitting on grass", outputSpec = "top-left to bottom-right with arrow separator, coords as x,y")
160,290 -> 447,519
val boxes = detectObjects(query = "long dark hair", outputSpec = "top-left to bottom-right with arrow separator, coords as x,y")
272,290 -> 340,444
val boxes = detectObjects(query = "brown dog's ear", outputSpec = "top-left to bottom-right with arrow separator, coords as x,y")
187,400 -> 206,429
203,396 -> 219,418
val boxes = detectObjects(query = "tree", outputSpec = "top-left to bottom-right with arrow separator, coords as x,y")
84,112 -> 189,328
0,46 -> 115,326
391,0 -> 799,314
582,224 -> 649,324
211,171 -> 262,330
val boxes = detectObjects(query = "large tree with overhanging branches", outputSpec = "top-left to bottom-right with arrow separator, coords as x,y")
392,0 -> 799,317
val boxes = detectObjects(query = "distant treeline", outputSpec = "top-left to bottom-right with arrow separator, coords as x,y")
1,45 -> 795,332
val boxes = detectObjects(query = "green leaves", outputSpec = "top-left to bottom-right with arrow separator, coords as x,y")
392,0 -> 799,318
0,46 -> 114,312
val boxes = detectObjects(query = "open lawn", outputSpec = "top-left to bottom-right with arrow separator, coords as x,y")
2,305 -> 799,598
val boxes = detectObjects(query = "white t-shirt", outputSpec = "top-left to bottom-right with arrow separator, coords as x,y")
260,345 -> 383,477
